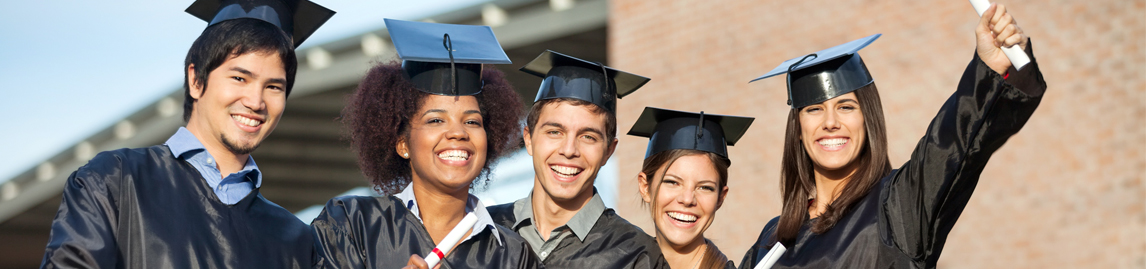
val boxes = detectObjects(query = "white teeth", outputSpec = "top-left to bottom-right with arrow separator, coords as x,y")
818,138 -> 847,147
549,165 -> 583,176
437,150 -> 469,161
231,115 -> 261,127
667,212 -> 697,222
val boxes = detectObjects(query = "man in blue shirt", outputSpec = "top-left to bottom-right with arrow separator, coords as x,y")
41,1 -> 334,268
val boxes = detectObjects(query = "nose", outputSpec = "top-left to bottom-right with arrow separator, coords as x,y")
822,108 -> 841,131
445,120 -> 470,141
556,135 -> 580,158
240,85 -> 267,112
676,187 -> 696,207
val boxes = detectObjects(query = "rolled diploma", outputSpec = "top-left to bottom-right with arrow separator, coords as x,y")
424,212 -> 479,268
754,243 -> 787,269
969,0 -> 1031,70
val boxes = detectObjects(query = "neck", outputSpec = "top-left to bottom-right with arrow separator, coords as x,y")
809,164 -> 858,218
658,236 -> 706,269
530,178 -> 594,239
184,122 -> 249,178
411,179 -> 470,244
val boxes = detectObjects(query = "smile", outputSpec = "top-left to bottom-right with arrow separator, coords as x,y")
437,149 -> 471,161
817,137 -> 848,150
232,115 -> 263,128
549,164 -> 583,177
667,211 -> 698,223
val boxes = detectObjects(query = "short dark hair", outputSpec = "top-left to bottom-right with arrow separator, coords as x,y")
343,62 -> 524,195
525,98 -> 617,141
182,18 -> 298,122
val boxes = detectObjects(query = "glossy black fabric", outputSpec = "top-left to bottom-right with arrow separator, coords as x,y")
487,203 -> 669,269
41,145 -> 317,268
311,196 -> 542,268
740,47 -> 1046,269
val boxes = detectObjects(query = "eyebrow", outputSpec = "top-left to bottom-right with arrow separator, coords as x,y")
837,98 -> 859,105
420,109 -> 482,117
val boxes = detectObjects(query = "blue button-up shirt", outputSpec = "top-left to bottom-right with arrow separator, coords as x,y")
165,127 -> 262,205
395,183 -> 502,245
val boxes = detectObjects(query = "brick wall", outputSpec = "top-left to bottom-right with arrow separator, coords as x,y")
608,0 -> 1145,267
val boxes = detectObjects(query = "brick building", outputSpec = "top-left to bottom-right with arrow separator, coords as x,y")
608,0 -> 1144,267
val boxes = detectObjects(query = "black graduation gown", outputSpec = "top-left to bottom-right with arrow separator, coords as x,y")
487,203 -> 669,269
310,195 -> 543,268
41,145 -> 317,268
740,47 -> 1046,269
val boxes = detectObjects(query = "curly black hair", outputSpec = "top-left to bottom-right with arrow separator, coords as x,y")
342,61 -> 524,195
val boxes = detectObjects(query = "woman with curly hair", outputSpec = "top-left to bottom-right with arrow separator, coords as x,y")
310,19 -> 541,268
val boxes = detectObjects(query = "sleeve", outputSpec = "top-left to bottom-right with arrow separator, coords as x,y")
881,42 -> 1046,264
310,198 -> 366,269
738,217 -> 779,269
41,153 -> 123,268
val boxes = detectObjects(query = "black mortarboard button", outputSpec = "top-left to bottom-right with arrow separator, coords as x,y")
627,107 -> 754,163
750,34 -> 881,109
385,19 -> 512,96
520,50 -> 651,113
186,0 -> 336,48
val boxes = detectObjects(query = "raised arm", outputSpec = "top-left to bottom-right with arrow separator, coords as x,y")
881,3 -> 1046,265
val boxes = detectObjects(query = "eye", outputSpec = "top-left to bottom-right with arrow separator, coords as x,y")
580,134 -> 599,143
803,107 -> 822,114
466,119 -> 483,127
839,104 -> 857,112
232,76 -> 246,82
546,130 -> 561,136
699,185 -> 717,192
267,85 -> 284,92
661,179 -> 679,186
426,118 -> 444,124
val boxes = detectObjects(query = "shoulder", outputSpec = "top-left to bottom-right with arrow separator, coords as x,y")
69,146 -> 172,187
319,195 -> 402,218
485,202 -> 517,226
599,209 -> 653,236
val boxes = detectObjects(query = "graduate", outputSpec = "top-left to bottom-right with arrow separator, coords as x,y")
309,19 -> 541,268
486,50 -> 668,268
40,1 -> 334,268
629,108 -> 754,269
738,4 -> 1045,268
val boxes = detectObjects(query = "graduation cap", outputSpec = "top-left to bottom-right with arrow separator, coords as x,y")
750,34 -> 881,109
186,0 -> 336,48
385,19 -> 512,96
627,107 -> 754,162
521,50 -> 651,113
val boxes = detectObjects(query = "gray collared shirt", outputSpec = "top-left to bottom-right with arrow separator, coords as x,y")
394,183 -> 502,245
510,190 -> 607,261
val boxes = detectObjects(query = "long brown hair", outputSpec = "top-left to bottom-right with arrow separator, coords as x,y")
639,149 -> 731,268
774,83 -> 892,246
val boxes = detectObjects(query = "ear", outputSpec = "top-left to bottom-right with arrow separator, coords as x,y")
716,185 -> 729,210
599,137 -> 620,166
637,172 -> 652,204
396,137 -> 410,159
522,127 -> 534,156
187,64 -> 204,100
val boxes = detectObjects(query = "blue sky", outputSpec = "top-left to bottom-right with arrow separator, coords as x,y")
0,0 -> 488,182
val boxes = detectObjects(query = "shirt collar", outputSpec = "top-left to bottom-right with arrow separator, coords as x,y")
513,188 -> 606,241
165,127 -> 263,188
396,183 -> 503,245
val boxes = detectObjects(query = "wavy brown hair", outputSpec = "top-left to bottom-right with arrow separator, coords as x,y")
639,149 -> 731,268
342,62 -> 524,195
775,83 -> 892,246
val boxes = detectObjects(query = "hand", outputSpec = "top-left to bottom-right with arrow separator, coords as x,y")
402,254 -> 432,269
975,3 -> 1029,74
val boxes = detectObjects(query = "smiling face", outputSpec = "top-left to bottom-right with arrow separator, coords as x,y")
186,51 -> 287,157
799,92 -> 867,172
398,95 -> 487,193
524,101 -> 617,204
638,153 -> 727,250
